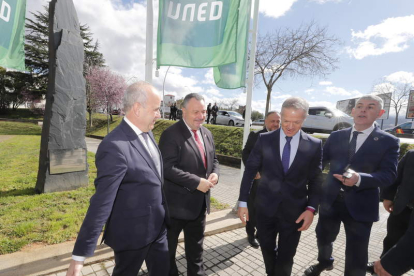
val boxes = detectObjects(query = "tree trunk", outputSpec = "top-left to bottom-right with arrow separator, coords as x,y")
88,110 -> 92,127
265,87 -> 272,116
395,111 -> 399,126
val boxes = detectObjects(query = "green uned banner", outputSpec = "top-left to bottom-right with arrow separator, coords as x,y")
157,0 -> 241,68
213,0 -> 250,89
0,0 -> 26,71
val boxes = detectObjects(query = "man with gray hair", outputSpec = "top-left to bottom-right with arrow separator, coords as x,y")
238,97 -> 323,276
66,81 -> 169,276
304,94 -> 399,276
159,93 -> 220,276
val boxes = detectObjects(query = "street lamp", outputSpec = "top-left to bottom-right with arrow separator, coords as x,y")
162,66 -> 171,119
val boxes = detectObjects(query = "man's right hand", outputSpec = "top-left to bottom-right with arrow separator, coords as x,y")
66,260 -> 84,276
254,172 -> 261,180
383,199 -> 394,213
238,207 -> 249,225
197,178 -> 214,193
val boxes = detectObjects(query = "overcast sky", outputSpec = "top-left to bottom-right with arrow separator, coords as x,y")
26,0 -> 414,117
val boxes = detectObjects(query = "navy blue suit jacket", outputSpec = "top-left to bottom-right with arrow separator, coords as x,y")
73,119 -> 168,257
321,127 -> 399,222
239,129 -> 323,222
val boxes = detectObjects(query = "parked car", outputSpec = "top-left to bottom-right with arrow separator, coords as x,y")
176,109 -> 183,120
252,119 -> 265,126
384,121 -> 414,135
215,110 -> 250,127
111,109 -> 120,115
302,106 -> 353,133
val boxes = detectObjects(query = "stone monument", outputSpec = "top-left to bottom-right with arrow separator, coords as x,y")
36,0 -> 88,193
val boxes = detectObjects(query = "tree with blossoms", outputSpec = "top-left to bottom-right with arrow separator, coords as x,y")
86,66 -> 127,133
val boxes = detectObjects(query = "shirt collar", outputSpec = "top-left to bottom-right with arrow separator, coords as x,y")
183,119 -> 200,134
351,124 -> 375,136
124,116 -> 144,136
280,128 -> 301,140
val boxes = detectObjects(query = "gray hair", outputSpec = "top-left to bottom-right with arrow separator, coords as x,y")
265,110 -> 281,119
356,94 -> 384,110
182,93 -> 205,108
281,97 -> 309,115
122,81 -> 154,112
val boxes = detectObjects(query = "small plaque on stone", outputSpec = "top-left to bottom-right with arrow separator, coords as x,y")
49,148 -> 87,174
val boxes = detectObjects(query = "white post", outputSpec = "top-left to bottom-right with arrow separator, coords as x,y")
235,0 -> 260,212
145,0 -> 153,83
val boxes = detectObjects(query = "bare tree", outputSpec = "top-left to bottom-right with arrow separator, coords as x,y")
227,99 -> 239,111
255,21 -> 340,114
372,78 -> 413,126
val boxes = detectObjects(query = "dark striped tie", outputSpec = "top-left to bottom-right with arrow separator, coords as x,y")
348,131 -> 362,161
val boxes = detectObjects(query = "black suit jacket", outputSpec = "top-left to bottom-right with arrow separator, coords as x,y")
242,128 -> 268,165
382,150 -> 414,215
159,120 -> 220,220
321,127 -> 399,222
73,120 -> 168,256
239,129 -> 323,222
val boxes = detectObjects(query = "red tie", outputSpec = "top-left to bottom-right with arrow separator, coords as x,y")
192,130 -> 207,169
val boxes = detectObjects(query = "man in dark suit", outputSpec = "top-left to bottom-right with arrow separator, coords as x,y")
207,103 -> 212,124
367,150 -> 414,275
159,93 -> 220,276
242,111 -> 281,248
66,81 -> 169,276
211,102 -> 218,124
304,95 -> 399,276
373,210 -> 414,276
238,97 -> 323,276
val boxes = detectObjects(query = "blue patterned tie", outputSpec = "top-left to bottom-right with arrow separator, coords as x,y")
282,136 -> 292,174
348,131 -> 362,161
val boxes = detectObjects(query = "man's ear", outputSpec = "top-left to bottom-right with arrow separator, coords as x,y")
132,102 -> 141,117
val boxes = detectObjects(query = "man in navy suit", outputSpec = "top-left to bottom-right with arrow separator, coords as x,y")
242,111 -> 281,248
159,93 -> 219,276
66,82 -> 169,276
304,95 -> 399,276
238,97 -> 323,276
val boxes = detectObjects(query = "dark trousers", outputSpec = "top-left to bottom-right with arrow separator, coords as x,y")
207,114 -> 211,124
167,208 -> 207,276
113,225 -> 169,276
382,207 -> 412,257
316,197 -> 373,276
256,208 -> 302,276
246,181 -> 259,237
212,115 -> 217,124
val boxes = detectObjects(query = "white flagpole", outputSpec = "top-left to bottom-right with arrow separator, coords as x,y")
235,0 -> 260,212
242,0 -> 260,159
145,0 -> 153,83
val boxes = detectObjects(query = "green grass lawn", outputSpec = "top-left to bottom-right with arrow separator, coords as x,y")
0,135 -> 97,254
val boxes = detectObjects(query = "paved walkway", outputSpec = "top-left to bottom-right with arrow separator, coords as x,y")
37,138 -> 414,275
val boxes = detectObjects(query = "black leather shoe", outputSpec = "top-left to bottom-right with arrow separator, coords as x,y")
304,263 -> 334,276
248,235 -> 260,248
367,262 -> 375,275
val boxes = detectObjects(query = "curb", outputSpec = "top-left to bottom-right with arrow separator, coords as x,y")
0,209 -> 243,276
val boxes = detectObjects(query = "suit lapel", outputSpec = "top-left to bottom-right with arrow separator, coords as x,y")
351,127 -> 381,162
271,129 -> 284,173
120,120 -> 162,182
200,127 -> 212,172
287,130 -> 307,174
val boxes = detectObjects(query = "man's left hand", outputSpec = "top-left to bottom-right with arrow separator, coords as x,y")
374,260 -> 391,276
296,210 -> 314,231
333,172 -> 359,187
208,173 -> 219,185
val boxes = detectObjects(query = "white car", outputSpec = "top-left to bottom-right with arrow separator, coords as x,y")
215,110 -> 250,127
302,106 -> 353,133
